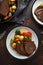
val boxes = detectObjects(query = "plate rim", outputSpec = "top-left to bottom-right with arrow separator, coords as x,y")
32,0 -> 43,25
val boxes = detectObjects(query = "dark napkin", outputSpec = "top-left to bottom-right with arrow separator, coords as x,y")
11,0 -> 31,24
16,0 -> 31,16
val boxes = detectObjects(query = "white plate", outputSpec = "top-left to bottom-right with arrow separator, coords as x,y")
6,26 -> 39,59
32,0 -> 43,25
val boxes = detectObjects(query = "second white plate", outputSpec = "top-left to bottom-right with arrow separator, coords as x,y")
32,0 -> 43,25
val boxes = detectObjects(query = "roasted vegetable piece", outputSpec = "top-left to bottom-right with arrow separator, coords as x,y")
16,41 -> 21,44
12,5 -> 17,10
19,36 -> 24,41
12,10 -> 15,13
22,32 -> 32,37
15,35 -> 24,41
10,38 -> 14,43
15,38 -> 19,42
4,16 -> 9,20
11,43 -> 16,48
15,35 -> 20,39
9,12 -> 12,17
4,12 -> 12,20
23,37 -> 28,41
20,29 -> 27,34
10,0 -> 16,2
15,29 -> 20,35
10,7 -> 12,12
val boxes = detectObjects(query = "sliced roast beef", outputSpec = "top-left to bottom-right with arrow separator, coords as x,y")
15,40 -> 36,56
15,44 -> 22,54
34,6 -> 43,22
0,0 -> 9,16
15,43 -> 27,55
19,43 -> 28,55
24,41 -> 36,55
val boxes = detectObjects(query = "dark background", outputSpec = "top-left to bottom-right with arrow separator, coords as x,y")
0,0 -> 43,65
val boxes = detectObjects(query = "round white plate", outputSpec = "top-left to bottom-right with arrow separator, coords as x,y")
32,0 -> 43,25
6,26 -> 39,59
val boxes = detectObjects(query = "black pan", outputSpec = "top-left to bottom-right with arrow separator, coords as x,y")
0,0 -> 30,23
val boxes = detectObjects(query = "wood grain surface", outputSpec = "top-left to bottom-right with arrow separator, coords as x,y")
0,0 -> 43,65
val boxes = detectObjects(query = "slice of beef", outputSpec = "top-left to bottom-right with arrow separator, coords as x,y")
15,44 -> 21,54
0,0 -> 9,16
35,6 -> 43,15
15,41 -> 36,56
15,43 -> 28,56
19,43 -> 28,55
24,41 -> 36,55
34,6 -> 43,22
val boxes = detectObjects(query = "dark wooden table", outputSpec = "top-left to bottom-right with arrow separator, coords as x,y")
0,0 -> 43,65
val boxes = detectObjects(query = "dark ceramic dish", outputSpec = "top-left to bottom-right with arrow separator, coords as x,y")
0,0 -> 30,23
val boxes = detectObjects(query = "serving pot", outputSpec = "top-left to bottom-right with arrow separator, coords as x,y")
0,0 -> 30,23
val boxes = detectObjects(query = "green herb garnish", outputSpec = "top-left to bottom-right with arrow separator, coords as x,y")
23,37 -> 28,41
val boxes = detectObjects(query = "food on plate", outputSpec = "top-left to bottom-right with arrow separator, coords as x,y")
24,41 -> 36,55
34,3 -> 43,22
0,0 -> 17,22
10,29 -> 36,56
